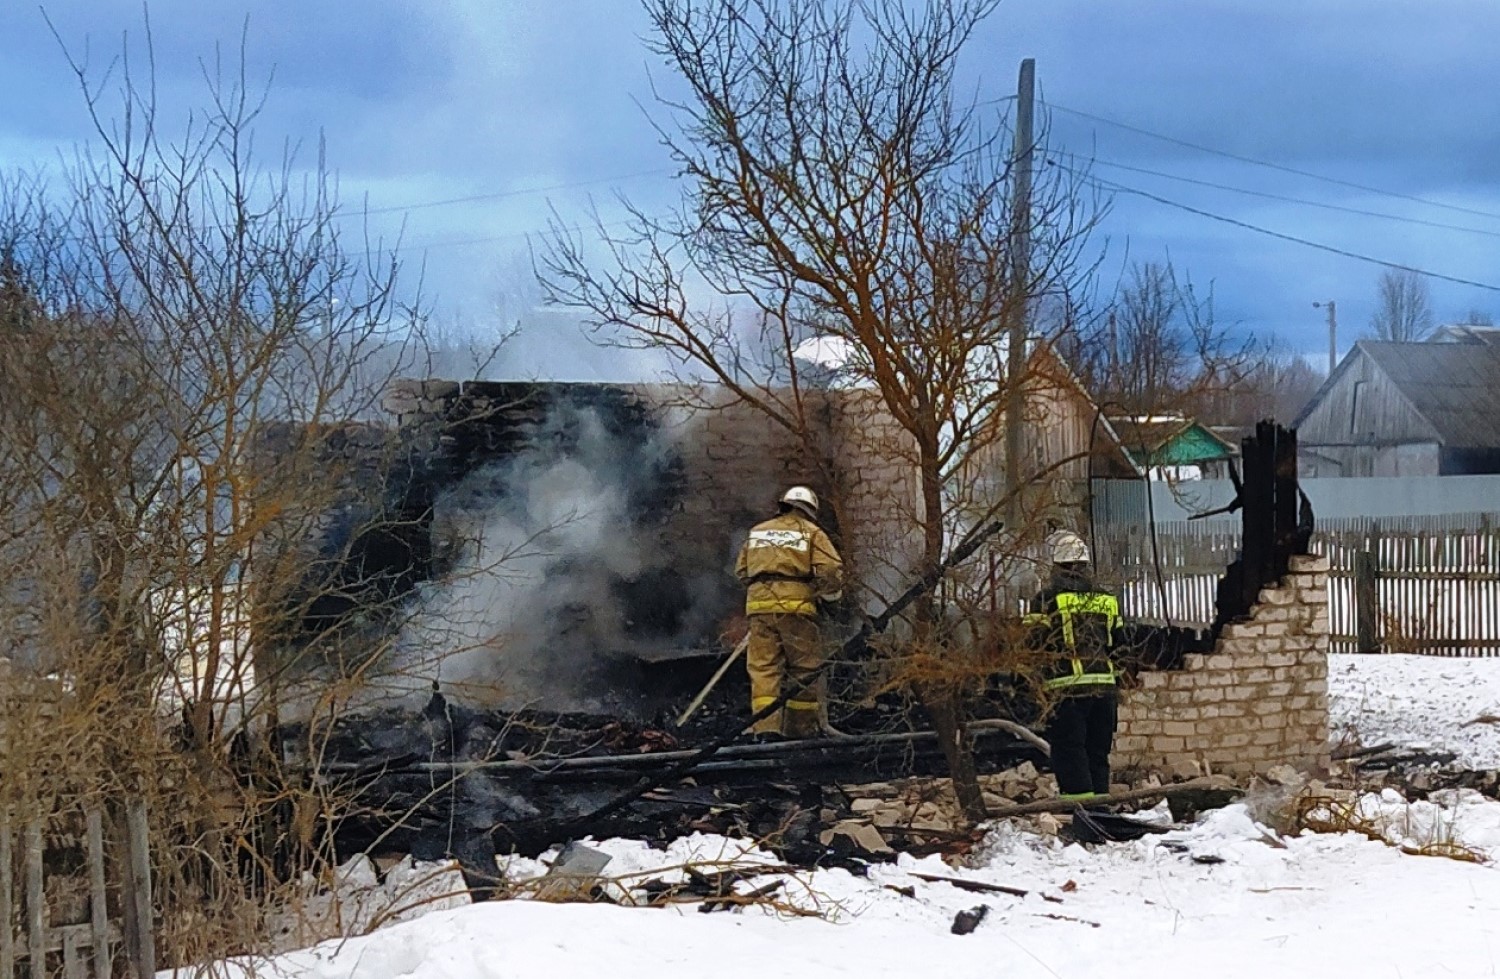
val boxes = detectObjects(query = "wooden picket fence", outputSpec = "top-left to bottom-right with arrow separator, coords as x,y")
1093,512 -> 1500,656
0,801 -> 155,979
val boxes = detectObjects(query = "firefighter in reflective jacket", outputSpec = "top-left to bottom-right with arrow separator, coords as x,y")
734,486 -> 844,739
1025,530 -> 1122,802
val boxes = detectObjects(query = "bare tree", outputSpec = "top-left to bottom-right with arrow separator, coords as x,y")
1369,268 -> 1435,341
1188,339 -> 1324,429
1459,308 -> 1494,327
541,0 -> 1102,820
0,27 -> 450,965
1068,260 -> 1256,419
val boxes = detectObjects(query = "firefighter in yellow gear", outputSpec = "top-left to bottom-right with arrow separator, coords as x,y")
734,486 -> 845,739
1024,530 -> 1123,802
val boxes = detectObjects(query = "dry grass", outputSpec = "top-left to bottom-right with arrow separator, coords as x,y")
1292,793 -> 1485,863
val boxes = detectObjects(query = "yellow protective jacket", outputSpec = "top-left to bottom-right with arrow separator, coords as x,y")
734,511 -> 844,617
1024,568 -> 1121,694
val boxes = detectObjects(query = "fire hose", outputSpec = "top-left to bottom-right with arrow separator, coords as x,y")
674,634 -> 750,728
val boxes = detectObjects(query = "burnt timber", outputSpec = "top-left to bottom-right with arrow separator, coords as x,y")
1211,421 -> 1313,636
293,701 -> 1041,876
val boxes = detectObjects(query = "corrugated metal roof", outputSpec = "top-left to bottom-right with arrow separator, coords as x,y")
1108,417 -> 1237,466
1360,338 -> 1500,449
1431,325 -> 1500,345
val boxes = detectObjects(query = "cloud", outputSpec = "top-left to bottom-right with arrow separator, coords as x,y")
3,0 -> 1498,365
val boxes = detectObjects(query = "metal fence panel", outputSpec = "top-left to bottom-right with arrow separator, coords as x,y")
1092,475 -> 1500,526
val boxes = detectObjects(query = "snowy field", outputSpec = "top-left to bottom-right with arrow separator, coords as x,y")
1330,652 -> 1500,767
189,810 -> 1500,979
174,652 -> 1500,979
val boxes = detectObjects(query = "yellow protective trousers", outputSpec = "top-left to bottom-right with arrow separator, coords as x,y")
745,614 -> 824,738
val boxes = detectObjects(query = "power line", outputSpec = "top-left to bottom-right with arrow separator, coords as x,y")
1046,100 -> 1500,223
1082,172 -> 1500,292
2,170 -> 665,252
1077,158 -> 1500,241
355,167 -> 674,217
381,217 -> 641,256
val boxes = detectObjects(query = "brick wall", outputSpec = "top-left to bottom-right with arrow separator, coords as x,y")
646,387 -> 930,607
1112,554 -> 1332,778
651,388 -> 838,590
823,389 -> 923,594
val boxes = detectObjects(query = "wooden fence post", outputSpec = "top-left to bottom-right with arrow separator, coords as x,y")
1,809 -> 12,979
123,801 -> 155,979
1354,551 -> 1378,652
24,821 -> 43,979
85,810 -> 111,979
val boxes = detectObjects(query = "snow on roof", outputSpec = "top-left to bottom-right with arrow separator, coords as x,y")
792,335 -> 859,369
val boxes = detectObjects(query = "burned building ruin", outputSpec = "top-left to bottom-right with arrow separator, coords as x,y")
254,380 -> 1330,881
271,380 -> 843,716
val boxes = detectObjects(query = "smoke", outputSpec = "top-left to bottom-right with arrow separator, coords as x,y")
382,402 -> 725,713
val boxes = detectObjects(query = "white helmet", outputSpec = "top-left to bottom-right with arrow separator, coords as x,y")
1047,529 -> 1090,565
780,485 -> 819,518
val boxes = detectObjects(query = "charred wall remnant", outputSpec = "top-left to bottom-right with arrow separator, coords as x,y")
1114,421 -> 1330,778
1212,422 -> 1313,637
383,382 -> 721,712
251,421 -> 437,661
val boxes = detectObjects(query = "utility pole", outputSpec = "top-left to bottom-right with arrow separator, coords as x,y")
1314,300 -> 1337,374
1107,310 -> 1119,377
1004,58 -> 1035,514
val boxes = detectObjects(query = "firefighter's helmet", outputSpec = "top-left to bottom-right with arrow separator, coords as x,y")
780,485 -> 820,518
1047,529 -> 1090,565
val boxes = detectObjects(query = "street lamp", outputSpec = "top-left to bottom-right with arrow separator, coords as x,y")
1312,300 -> 1337,375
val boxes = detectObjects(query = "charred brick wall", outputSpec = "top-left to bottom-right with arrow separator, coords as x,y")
643,386 -> 923,619
1112,554 -> 1332,778
378,380 -> 922,650
645,388 -> 836,636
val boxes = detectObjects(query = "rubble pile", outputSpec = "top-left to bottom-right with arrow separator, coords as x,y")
1337,752 -> 1500,801
287,694 -> 1044,878
815,763 -> 1246,858
823,763 -> 1063,855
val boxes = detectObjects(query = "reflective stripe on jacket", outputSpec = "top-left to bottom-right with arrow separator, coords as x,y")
1026,575 -> 1121,692
734,511 -> 844,617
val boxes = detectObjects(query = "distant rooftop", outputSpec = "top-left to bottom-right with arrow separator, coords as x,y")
1430,324 -> 1500,346
1353,338 -> 1500,449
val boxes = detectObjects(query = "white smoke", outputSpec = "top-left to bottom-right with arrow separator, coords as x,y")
377,405 -> 705,712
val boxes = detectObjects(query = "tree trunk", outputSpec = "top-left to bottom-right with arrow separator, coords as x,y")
914,445 -> 987,825
919,684 -> 987,823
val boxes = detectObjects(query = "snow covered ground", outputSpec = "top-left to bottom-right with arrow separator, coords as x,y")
169,652 -> 1500,978
186,809 -> 1500,979
1330,652 -> 1500,767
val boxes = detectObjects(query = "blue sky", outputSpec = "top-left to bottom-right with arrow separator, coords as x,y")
3,0 -> 1499,378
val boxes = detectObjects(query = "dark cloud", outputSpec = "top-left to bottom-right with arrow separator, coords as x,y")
2,0 -> 1498,371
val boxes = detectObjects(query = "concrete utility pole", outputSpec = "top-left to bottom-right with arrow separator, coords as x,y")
1313,300 -> 1337,374
1004,58 -> 1036,510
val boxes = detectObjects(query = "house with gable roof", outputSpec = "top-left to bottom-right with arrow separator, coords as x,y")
1293,328 -> 1500,477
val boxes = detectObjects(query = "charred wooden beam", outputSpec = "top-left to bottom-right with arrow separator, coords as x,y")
1212,421 -> 1309,635
313,720 -> 1037,785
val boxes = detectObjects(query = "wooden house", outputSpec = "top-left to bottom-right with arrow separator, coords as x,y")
1108,415 -> 1240,481
1293,331 -> 1500,477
